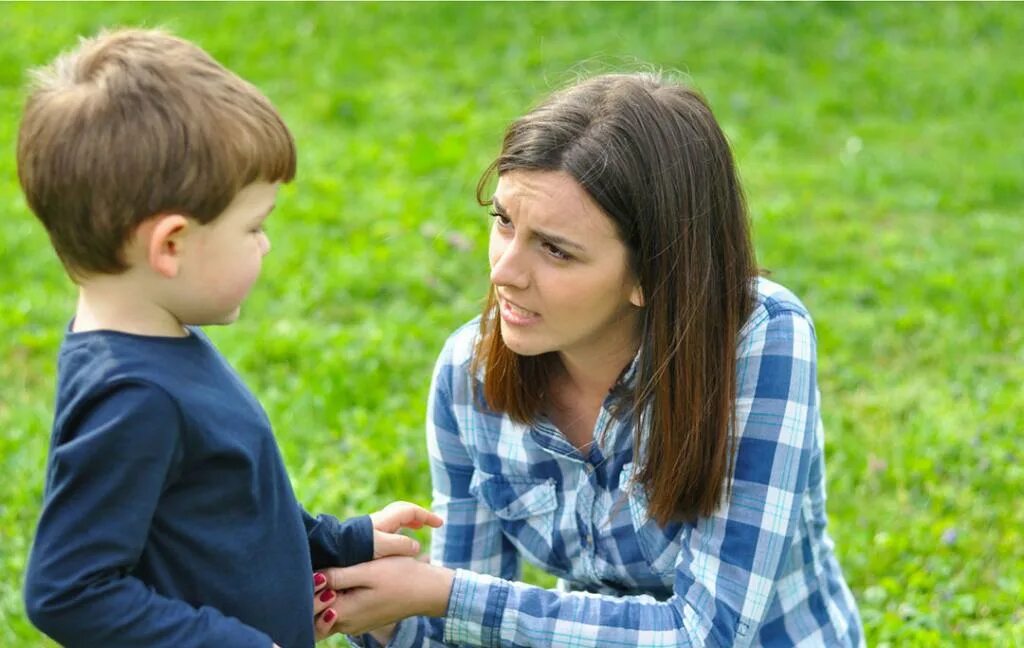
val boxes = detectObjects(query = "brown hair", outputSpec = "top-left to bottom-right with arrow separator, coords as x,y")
16,28 -> 296,278
473,73 -> 757,524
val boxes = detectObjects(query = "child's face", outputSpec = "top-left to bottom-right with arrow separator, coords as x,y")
178,182 -> 278,325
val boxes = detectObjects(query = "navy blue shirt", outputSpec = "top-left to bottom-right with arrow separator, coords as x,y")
24,327 -> 373,648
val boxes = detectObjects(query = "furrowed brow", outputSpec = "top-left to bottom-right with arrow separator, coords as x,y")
535,230 -> 585,253
491,195 -> 584,252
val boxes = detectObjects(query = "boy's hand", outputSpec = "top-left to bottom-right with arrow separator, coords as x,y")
369,501 -> 443,559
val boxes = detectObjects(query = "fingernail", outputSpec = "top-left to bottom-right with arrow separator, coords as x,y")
412,541 -> 420,553
314,573 -> 326,587
324,609 -> 337,623
319,589 -> 335,602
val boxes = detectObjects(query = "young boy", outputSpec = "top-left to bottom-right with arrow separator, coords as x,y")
19,28 -> 439,647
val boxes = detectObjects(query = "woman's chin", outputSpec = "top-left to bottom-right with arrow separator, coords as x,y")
500,327 -> 550,357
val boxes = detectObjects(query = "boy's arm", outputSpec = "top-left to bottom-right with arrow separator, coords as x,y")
303,509 -> 374,569
24,382 -> 273,648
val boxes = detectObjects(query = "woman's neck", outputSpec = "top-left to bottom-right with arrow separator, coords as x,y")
554,335 -> 639,406
547,340 -> 638,452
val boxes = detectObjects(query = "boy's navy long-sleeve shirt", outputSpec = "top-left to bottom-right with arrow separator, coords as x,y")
24,327 -> 373,648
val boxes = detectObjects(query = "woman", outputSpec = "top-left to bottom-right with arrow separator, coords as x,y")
319,72 -> 864,647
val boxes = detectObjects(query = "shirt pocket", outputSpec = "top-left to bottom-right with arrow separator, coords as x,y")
470,472 -> 559,565
620,462 -> 684,577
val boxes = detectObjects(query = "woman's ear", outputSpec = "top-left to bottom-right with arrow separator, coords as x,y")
144,214 -> 190,278
629,283 -> 645,308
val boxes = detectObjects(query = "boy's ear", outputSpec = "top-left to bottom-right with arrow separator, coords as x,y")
144,214 -> 191,278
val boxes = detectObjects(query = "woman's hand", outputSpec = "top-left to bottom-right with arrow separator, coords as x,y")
312,571 -> 339,641
317,556 -> 455,636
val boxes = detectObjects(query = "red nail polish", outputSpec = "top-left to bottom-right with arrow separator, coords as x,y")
319,589 -> 334,602
324,609 -> 337,623
313,573 -> 326,587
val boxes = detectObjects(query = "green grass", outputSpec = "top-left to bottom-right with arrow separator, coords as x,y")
1,3 -> 1021,645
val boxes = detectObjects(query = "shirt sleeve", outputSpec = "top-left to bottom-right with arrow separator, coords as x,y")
441,308 -> 821,647
305,510 -> 374,569
24,382 -> 273,648
426,341 -> 522,582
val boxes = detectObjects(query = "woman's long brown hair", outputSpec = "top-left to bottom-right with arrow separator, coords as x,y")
472,73 -> 756,525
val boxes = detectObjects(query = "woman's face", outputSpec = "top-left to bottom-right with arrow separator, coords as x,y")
488,169 -> 643,363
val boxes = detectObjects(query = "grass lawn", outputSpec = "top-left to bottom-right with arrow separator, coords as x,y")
1,3 -> 1021,645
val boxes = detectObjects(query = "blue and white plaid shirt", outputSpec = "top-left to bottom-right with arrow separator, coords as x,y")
368,278 -> 863,647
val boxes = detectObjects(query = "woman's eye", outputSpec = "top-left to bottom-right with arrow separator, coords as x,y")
543,242 -> 571,261
489,211 -> 512,228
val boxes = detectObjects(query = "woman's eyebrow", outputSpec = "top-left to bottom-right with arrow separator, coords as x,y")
492,196 -> 585,253
537,230 -> 585,253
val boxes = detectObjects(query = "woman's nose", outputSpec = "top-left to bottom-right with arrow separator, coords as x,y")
489,238 -> 528,289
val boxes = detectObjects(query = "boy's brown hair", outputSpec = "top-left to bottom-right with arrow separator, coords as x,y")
17,28 -> 296,278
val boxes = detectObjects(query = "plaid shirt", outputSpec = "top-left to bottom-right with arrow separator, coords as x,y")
367,278 -> 863,647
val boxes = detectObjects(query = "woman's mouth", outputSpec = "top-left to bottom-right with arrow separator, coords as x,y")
499,298 -> 540,326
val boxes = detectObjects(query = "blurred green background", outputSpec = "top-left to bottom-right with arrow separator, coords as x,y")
1,2 -> 1021,646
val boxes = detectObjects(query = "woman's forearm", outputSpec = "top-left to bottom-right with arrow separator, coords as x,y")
413,563 -> 456,618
